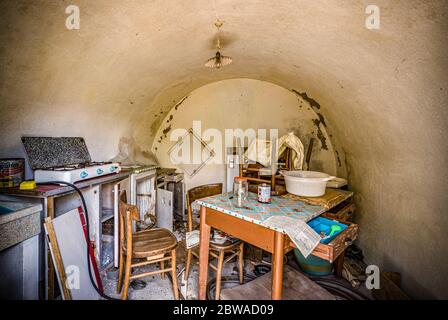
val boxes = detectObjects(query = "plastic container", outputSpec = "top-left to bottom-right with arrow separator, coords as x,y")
293,216 -> 347,276
293,249 -> 333,276
308,216 -> 347,244
0,158 -> 24,188
280,170 -> 335,197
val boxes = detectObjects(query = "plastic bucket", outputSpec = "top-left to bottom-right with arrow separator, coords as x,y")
280,170 -> 335,197
293,249 -> 333,276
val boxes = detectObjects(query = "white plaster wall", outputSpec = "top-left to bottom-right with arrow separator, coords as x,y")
151,79 -> 341,191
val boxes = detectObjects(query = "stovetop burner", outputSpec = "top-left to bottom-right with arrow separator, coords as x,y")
21,137 -> 121,184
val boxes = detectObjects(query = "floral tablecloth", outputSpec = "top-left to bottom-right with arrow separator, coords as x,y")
197,192 -> 332,233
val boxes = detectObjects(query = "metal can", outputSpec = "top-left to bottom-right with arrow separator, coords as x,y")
258,183 -> 271,203
0,158 -> 25,188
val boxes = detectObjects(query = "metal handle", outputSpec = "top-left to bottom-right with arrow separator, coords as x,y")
345,237 -> 353,246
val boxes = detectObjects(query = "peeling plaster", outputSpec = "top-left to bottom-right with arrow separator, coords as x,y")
291,89 -> 321,109
312,118 -> 328,151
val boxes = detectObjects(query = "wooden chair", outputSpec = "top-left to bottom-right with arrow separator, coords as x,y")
117,192 -> 179,300
184,183 -> 244,300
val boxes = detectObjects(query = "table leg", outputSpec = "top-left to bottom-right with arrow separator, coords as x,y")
334,251 -> 345,278
198,206 -> 211,300
271,232 -> 285,300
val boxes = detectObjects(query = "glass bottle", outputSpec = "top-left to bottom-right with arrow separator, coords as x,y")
233,176 -> 249,208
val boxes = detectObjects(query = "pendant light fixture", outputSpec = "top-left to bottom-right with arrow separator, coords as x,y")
204,19 -> 233,69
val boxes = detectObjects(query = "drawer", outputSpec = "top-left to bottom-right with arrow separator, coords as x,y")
323,202 -> 356,222
311,219 -> 358,263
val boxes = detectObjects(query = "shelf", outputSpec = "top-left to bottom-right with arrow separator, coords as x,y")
101,208 -> 114,222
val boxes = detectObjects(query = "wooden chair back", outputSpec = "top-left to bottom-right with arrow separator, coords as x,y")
186,183 -> 222,231
118,191 -> 140,255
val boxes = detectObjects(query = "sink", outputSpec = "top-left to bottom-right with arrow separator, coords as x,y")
0,206 -> 14,214
0,201 -> 42,251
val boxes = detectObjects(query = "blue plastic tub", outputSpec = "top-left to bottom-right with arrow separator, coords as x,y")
307,216 -> 347,244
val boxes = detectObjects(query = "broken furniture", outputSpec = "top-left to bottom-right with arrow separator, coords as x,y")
221,265 -> 334,300
197,190 -> 357,300
185,183 -> 244,300
156,168 -> 185,230
117,194 -> 179,300
121,165 -> 158,224
44,208 -> 102,300
0,200 -> 42,299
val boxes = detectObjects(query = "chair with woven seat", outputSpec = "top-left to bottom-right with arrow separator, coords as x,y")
117,192 -> 179,300
184,183 -> 244,300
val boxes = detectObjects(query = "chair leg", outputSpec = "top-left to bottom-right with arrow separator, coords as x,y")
117,248 -> 124,294
121,254 -> 132,300
171,249 -> 179,300
160,260 -> 165,279
185,248 -> 192,281
215,250 -> 225,300
238,242 -> 244,284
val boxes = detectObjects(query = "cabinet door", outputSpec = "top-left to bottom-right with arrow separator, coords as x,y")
156,188 -> 173,231
132,171 -> 156,221
113,178 -> 130,267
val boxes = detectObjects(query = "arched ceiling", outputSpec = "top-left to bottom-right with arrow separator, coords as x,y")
1,0 -> 448,298
2,0 -> 446,156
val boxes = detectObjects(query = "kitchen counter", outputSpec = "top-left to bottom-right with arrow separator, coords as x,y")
0,171 -> 131,198
0,200 -> 42,251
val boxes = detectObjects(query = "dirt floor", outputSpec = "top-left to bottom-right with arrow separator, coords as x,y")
101,217 -> 372,300
102,249 -> 372,300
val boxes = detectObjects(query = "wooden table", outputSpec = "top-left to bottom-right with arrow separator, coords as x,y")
197,191 -> 353,300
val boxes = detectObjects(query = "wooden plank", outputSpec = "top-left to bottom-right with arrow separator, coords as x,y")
198,206 -> 211,300
44,217 -> 72,300
221,265 -> 335,300
47,197 -> 55,300
49,208 -> 100,300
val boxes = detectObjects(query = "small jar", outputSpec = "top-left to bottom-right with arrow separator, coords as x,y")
233,176 -> 249,208
258,183 -> 271,203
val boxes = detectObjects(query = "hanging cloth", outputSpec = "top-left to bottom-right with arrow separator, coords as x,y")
278,132 -> 305,170
244,132 -> 304,170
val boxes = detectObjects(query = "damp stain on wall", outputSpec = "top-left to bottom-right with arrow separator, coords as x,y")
162,124 -> 172,137
291,89 -> 328,151
155,94 -> 190,145
312,118 -> 328,150
174,94 -> 190,110
316,112 -> 327,127
291,89 -> 321,109
335,149 -> 342,167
